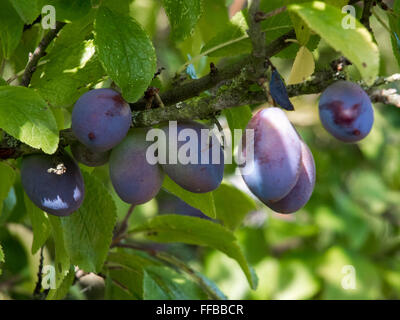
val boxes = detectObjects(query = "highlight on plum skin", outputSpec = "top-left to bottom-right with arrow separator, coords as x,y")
318,81 -> 374,143
109,128 -> 164,205
159,120 -> 224,193
71,88 -> 132,152
241,107 -> 302,203
20,153 -> 85,217
266,140 -> 316,214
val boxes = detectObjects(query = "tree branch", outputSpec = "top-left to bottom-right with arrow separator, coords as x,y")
247,0 -> 266,59
2,71 -> 400,159
33,247 -> 44,299
2,11 -> 400,161
254,6 -> 287,22
20,22 -> 66,87
130,30 -> 296,110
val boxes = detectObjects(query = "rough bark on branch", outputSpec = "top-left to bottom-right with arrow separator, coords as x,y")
130,30 -> 296,110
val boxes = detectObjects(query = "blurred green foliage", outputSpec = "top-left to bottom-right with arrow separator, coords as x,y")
0,0 -> 400,300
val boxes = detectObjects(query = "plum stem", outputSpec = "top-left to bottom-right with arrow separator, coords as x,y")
111,204 -> 136,247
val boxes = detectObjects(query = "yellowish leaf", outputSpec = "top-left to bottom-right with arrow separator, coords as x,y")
288,46 -> 315,85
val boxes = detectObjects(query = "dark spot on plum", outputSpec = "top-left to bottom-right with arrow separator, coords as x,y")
105,110 -> 115,117
88,132 -> 96,140
353,129 -> 361,136
112,93 -> 126,106
96,93 -> 125,107
321,101 -> 361,126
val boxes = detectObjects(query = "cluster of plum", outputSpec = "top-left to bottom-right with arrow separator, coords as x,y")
240,107 -> 316,213
20,79 -> 374,217
239,80 -> 374,213
20,88 -> 224,217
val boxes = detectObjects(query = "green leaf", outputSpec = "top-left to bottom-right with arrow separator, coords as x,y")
105,270 -> 136,300
108,251 -> 160,270
223,105 -> 252,143
201,10 -> 251,57
94,6 -> 157,102
102,0 -> 132,16
41,0 -> 92,22
9,0 -> 41,24
46,265 -> 75,300
10,24 -> 42,73
107,267 -> 143,299
106,251 -> 161,299
48,215 -> 71,287
277,34 -> 320,60
31,40 -> 105,107
162,175 -> 217,219
162,0 -> 203,42
58,172 -> 117,272
284,0 -> 323,46
0,78 -> 7,86
0,86 -> 59,154
214,183 -> 257,230
289,11 -> 311,45
260,1 -> 296,58
143,266 -> 208,300
288,1 -> 379,85
198,0 -> 230,42
287,46 -> 315,84
131,214 -> 258,289
388,1 -> 400,67
30,17 -> 105,107
24,194 -> 51,254
0,0 -> 24,59
0,162 -> 16,214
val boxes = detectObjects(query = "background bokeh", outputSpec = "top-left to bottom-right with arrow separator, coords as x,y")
0,0 -> 399,300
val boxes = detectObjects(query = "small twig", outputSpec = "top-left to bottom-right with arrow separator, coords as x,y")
254,6 -> 287,22
111,205 -> 136,247
366,73 -> 400,91
209,62 -> 218,77
33,247 -> 44,299
371,88 -> 400,107
144,87 -> 162,109
20,21 -> 66,87
154,93 -> 165,108
360,0 -> 375,32
153,67 -> 165,79
23,15 -> 41,31
145,96 -> 155,110
7,60 -> 48,84
247,0 -> 266,59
